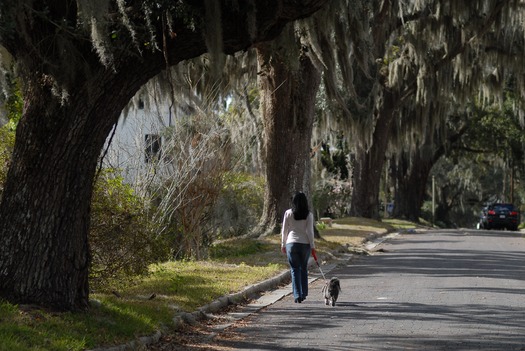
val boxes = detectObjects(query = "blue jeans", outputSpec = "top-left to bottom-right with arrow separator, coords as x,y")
286,243 -> 310,300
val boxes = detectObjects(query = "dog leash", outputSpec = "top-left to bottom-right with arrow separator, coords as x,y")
311,250 -> 328,283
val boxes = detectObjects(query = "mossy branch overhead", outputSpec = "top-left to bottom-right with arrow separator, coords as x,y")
302,0 -> 525,153
0,0 -> 329,102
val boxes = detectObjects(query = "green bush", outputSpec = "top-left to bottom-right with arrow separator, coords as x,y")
315,221 -> 327,231
211,172 -> 265,238
312,178 -> 352,219
0,79 -> 21,198
90,169 -> 166,290
0,121 -> 15,195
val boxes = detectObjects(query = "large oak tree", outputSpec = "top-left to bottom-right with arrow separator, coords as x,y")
0,0 -> 328,310
256,24 -> 321,234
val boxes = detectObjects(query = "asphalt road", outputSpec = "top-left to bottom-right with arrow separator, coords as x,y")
212,229 -> 525,351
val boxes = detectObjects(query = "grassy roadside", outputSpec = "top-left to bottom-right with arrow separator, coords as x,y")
0,217 -> 420,351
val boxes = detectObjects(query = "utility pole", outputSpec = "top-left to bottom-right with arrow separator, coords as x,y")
432,175 -> 435,226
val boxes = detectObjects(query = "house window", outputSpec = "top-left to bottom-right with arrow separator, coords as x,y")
145,134 -> 161,163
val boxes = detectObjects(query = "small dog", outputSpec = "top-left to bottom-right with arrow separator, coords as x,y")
322,277 -> 341,307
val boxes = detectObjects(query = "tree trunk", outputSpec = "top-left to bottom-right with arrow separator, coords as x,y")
435,185 -> 458,227
392,152 -> 433,222
0,65 -> 156,309
350,91 -> 397,219
391,121 -> 468,223
0,89 -> 97,310
256,27 -> 321,235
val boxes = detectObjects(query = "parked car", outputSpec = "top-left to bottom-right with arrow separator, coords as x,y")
478,203 -> 520,231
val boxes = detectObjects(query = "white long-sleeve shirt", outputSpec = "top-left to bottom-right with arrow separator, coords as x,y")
281,209 -> 315,248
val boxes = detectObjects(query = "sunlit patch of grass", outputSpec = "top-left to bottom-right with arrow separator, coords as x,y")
317,217 -> 392,247
209,237 -> 289,268
320,228 -> 372,247
210,238 -> 271,258
107,260 -> 285,313
332,216 -> 394,230
383,218 -> 424,229
318,217 -> 423,247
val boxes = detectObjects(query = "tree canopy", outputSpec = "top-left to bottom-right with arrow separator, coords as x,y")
312,0 -> 525,219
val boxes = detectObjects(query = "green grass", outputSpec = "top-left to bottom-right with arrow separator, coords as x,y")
1,294 -> 160,350
0,260 -> 285,350
209,238 -> 282,265
0,216 -> 418,350
0,301 -> 95,350
320,217 -> 389,247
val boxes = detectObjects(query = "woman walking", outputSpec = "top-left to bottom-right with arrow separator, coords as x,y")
281,192 -> 316,303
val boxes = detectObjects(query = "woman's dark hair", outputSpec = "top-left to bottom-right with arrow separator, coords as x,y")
292,192 -> 309,220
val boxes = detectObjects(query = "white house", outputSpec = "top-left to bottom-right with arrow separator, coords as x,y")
103,96 -> 173,185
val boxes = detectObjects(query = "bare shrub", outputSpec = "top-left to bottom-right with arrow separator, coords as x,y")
148,114 -> 232,260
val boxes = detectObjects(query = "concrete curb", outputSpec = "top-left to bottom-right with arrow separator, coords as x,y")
88,331 -> 162,351
171,268 -> 292,328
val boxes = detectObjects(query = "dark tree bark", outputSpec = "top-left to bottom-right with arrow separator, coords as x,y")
392,152 -> 433,222
435,185 -> 460,227
349,91 -> 397,219
391,120 -> 469,222
255,26 -> 321,235
0,0 -> 329,310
